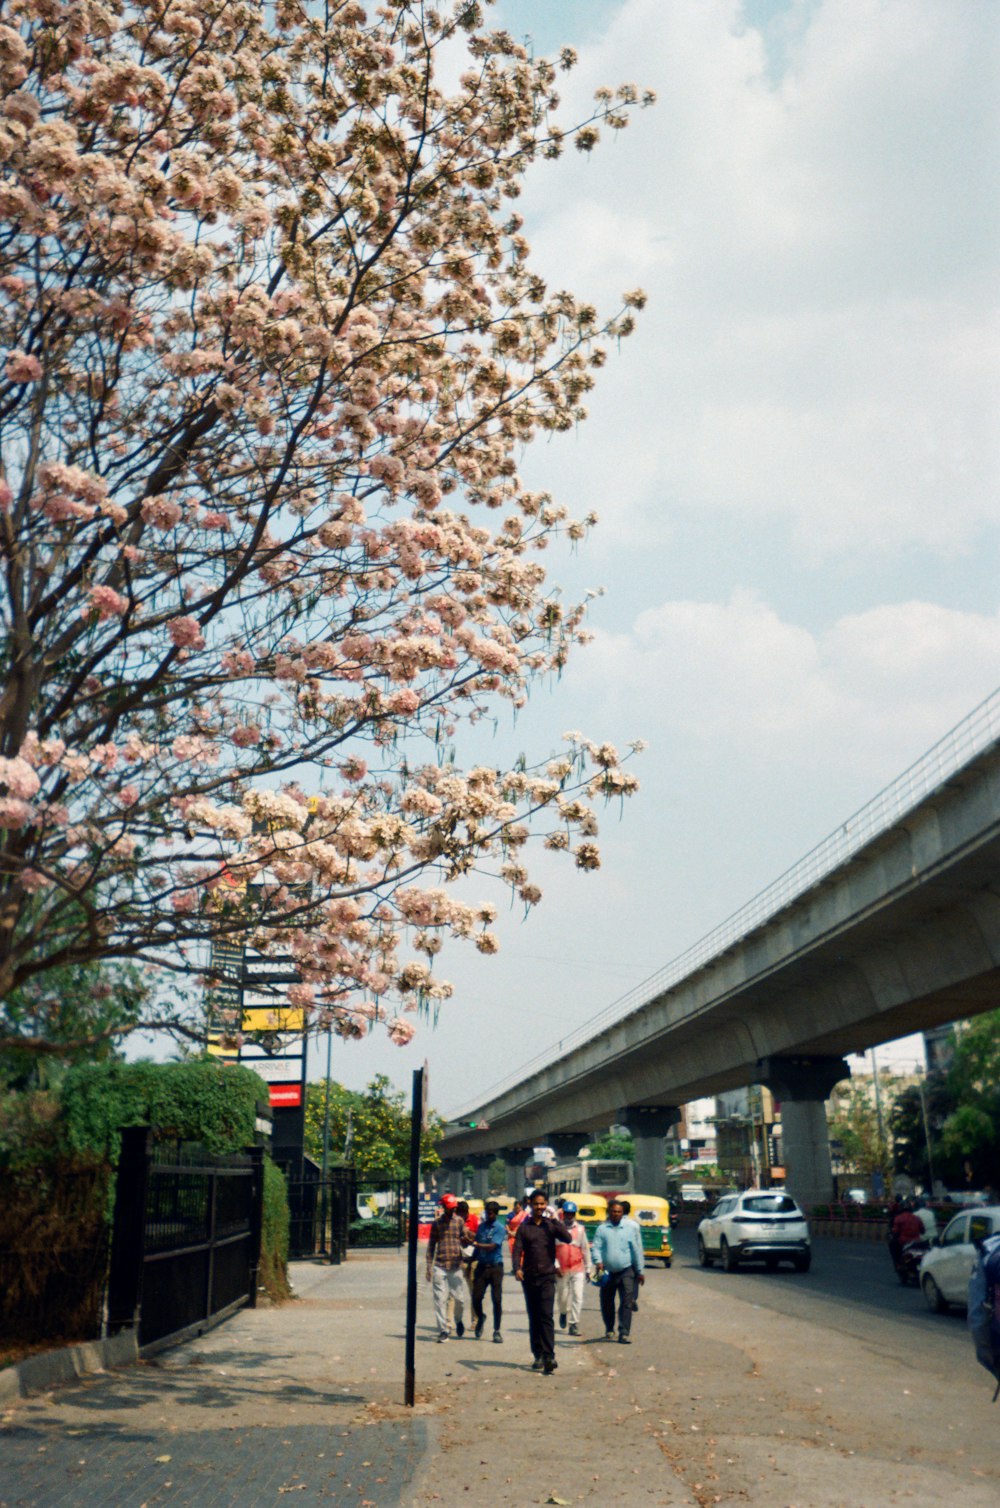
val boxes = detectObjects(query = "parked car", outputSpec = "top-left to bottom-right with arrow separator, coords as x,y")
918,1205 -> 1000,1312
697,1190 -> 811,1272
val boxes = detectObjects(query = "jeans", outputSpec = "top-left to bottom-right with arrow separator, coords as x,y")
472,1263 -> 503,1329
599,1268 -> 637,1337
522,1273 -> 556,1360
431,1265 -> 465,1333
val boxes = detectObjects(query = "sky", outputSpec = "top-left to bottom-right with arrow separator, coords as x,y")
169,1 -> 1000,1119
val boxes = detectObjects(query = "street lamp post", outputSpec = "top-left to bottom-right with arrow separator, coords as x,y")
319,1025 -> 333,1257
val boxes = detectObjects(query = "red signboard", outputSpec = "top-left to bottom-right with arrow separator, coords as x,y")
268,1083 -> 302,1108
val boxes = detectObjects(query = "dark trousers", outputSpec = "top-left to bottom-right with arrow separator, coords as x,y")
522,1273 -> 556,1360
472,1263 -> 503,1329
600,1268 -> 637,1337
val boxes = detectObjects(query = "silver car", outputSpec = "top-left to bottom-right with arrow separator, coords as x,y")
918,1205 -> 1000,1312
697,1190 -> 811,1273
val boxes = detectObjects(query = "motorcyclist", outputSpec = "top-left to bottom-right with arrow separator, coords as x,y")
889,1199 -> 925,1273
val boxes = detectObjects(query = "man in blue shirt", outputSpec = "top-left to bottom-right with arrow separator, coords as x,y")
591,1197 -> 645,1343
471,1200 -> 507,1342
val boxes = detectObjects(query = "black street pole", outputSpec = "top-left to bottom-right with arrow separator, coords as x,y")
319,1026 -> 332,1257
404,1065 -> 424,1407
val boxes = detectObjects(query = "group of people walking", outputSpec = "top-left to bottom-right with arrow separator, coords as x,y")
426,1188 -> 645,1375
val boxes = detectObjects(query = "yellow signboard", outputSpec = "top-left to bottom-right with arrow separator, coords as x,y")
241,1005 -> 306,1034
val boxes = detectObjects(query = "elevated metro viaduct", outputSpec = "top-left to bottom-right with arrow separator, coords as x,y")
437,738 -> 1000,1210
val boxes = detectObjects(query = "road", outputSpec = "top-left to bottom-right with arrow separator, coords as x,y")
668,1224 -> 969,1366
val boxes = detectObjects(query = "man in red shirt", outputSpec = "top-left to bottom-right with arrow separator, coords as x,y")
889,1200 -> 925,1273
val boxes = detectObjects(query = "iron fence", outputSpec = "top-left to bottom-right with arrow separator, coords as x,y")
107,1128 -> 264,1354
281,1164 -> 353,1262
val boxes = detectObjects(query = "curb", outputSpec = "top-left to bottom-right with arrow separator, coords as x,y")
0,1330 -> 138,1403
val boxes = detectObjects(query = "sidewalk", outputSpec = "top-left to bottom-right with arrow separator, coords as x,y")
2,1249 -> 999,1507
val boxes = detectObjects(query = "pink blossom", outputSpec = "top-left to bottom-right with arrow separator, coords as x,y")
0,797 -> 34,827
231,724 -> 261,747
221,650 -> 254,675
0,756 -> 40,799
84,584 -> 129,621
118,784 -> 139,807
19,868 -> 50,893
141,495 -> 184,529
287,983 -> 315,1008
200,511 -> 231,530
387,1017 -> 417,1046
168,616 -> 206,650
0,481 -> 13,510
171,891 -> 198,914
339,756 -> 367,782
5,350 -> 42,382
386,689 -> 420,715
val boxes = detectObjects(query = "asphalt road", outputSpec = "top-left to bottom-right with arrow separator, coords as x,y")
668,1224 -> 970,1369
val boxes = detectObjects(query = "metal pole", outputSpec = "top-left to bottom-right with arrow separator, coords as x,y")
319,1027 -> 332,1257
404,1066 -> 423,1407
870,1047 -> 888,1190
917,1072 -> 936,1193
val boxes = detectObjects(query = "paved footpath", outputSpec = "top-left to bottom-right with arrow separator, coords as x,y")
2,1250 -> 999,1507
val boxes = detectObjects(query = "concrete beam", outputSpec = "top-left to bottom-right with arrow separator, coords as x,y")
544,1133 -> 589,1159
439,747 -> 1000,1164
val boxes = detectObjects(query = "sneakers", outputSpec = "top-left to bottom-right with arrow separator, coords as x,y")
474,1317 -> 485,1340
618,1334 -> 631,1344
543,1357 -> 558,1375
531,1357 -> 544,1371
559,1312 -> 567,1329
492,1331 -> 503,1343
568,1323 -> 580,1336
455,1319 -> 465,1338
603,1330 -> 615,1341
437,1331 -> 449,1343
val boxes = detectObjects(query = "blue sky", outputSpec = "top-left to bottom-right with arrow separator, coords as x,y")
292,2 -> 1000,1113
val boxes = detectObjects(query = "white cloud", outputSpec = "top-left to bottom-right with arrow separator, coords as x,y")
579,593 -> 1000,773
510,0 -> 1000,560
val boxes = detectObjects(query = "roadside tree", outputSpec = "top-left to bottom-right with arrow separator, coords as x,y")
303,1072 -> 444,1177
0,0 -> 650,1057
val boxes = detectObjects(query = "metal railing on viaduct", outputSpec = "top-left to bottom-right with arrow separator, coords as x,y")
438,686 -> 1000,1202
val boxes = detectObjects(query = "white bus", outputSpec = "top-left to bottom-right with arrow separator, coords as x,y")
546,1159 -> 635,1200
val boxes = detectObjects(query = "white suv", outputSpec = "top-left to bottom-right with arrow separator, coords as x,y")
697,1190 -> 811,1273
918,1205 -> 1000,1312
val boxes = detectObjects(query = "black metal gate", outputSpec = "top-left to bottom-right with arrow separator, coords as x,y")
279,1167 -> 405,1257
107,1128 -> 264,1353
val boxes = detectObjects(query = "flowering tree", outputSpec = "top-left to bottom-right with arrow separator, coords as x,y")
0,0 -> 649,1055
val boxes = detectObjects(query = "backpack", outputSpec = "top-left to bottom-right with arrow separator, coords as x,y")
967,1231 -> 1000,1401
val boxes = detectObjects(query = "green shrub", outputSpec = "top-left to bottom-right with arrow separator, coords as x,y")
59,1058 -> 268,1163
259,1155 -> 292,1303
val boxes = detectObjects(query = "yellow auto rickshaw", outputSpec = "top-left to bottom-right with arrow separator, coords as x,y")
573,1194 -> 607,1241
629,1193 -> 672,1266
492,1195 -> 517,1220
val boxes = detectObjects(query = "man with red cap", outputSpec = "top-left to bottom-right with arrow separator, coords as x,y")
426,1193 -> 472,1342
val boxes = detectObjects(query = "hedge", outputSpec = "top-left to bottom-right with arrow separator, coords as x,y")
0,1059 -> 292,1341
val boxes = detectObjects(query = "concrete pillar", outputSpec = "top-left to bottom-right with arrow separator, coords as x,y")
439,1161 -> 464,1194
502,1147 -> 533,1198
467,1155 -> 493,1201
616,1106 -> 681,1198
758,1055 -> 850,1210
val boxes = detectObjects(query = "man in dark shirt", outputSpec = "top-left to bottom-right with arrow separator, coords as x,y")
512,1188 -> 572,1374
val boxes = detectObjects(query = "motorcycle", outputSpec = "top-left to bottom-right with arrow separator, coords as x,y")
891,1235 -> 930,1286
